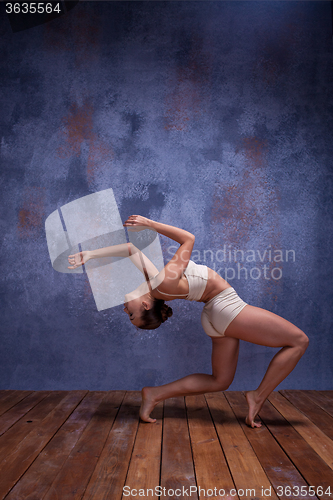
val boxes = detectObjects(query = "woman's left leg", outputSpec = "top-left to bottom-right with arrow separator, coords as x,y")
139,335 -> 240,422
224,305 -> 309,427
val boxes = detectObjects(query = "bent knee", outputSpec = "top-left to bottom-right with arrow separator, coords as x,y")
301,332 -> 309,352
213,378 -> 232,392
295,329 -> 309,353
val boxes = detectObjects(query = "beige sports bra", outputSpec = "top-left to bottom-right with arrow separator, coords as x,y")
156,260 -> 209,302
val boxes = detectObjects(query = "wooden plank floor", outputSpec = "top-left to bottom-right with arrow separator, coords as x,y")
0,390 -> 332,500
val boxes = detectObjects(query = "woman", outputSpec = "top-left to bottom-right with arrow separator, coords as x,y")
68,215 -> 309,428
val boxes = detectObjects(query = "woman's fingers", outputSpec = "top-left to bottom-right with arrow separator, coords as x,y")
124,215 -> 148,227
123,220 -> 137,226
123,219 -> 147,232
67,260 -> 77,269
124,215 -> 137,223
67,262 -> 83,269
67,252 -> 83,269
124,215 -> 153,232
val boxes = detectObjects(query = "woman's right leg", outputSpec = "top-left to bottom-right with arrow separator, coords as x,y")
224,305 -> 309,427
140,336 -> 239,422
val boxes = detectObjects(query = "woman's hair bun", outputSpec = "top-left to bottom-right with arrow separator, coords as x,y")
161,304 -> 173,322
166,306 -> 173,318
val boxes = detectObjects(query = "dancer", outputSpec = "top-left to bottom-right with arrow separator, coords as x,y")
68,215 -> 308,428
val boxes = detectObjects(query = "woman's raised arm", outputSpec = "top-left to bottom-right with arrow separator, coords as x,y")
124,215 -> 195,282
124,215 -> 194,245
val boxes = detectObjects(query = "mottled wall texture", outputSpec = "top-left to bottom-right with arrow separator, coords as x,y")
1,1 -> 332,390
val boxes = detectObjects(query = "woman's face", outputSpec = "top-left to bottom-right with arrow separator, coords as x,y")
124,298 -> 145,327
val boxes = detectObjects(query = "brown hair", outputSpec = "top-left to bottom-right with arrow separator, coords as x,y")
138,299 -> 173,330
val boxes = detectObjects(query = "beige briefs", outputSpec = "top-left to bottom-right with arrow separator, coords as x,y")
201,287 -> 248,338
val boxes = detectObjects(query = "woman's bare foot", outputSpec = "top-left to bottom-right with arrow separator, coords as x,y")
139,386 -> 158,423
245,390 -> 263,428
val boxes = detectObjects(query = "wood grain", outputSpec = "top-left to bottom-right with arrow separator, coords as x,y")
304,390 -> 333,418
0,391 -> 48,437
280,390 -> 333,440
207,392 -> 278,500
122,402 -> 163,500
161,397 -> 198,500
259,396 -> 333,500
0,392 -> 69,464
82,391 -> 141,500
225,391 -> 318,500
268,391 -> 333,469
6,391 -> 109,500
0,391 -> 32,417
186,394 -> 236,500
44,391 -> 125,500
0,390 -> 332,500
0,391 -> 87,498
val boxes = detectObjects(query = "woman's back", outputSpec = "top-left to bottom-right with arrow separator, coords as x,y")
152,260 -> 231,303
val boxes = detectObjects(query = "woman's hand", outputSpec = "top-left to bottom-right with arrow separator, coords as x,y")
123,215 -> 153,231
68,250 -> 91,269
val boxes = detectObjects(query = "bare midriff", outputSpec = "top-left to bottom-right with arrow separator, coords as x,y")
151,267 -> 231,303
200,268 -> 232,302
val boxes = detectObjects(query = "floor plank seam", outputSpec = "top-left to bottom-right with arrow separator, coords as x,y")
259,401 -> 323,498
280,390 -> 333,442
78,390 -> 126,500
121,392 -> 142,494
158,400 -> 165,493
204,392 -> 240,498
0,392 -> 33,420
297,391 -> 333,420
185,396 -> 200,498
270,392 -> 333,455
2,395 -> 86,500
40,391 -> 106,500
0,395 -> 42,438
228,392 -> 278,498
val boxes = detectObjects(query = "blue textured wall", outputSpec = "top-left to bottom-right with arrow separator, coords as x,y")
1,1 -> 332,390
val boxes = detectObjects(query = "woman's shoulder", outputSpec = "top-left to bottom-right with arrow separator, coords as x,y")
151,272 -> 189,300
